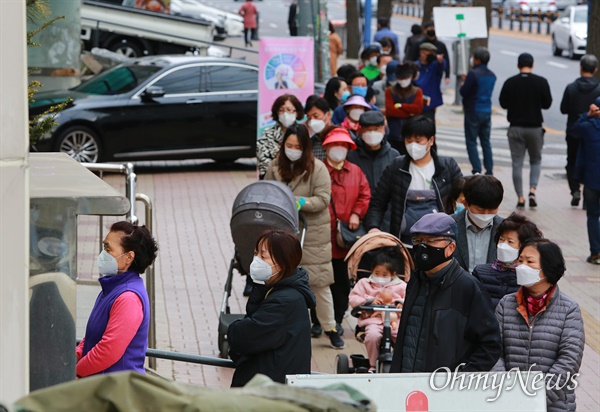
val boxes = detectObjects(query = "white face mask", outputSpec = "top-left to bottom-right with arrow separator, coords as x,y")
328,146 -> 348,163
308,118 -> 326,133
516,264 -> 545,287
279,112 -> 296,128
467,209 -> 496,228
98,250 -> 126,276
405,142 -> 429,160
380,64 -> 388,74
249,256 -> 277,283
469,56 -> 474,67
399,78 -> 412,88
497,242 -> 519,263
349,108 -> 365,121
284,147 -> 303,162
369,56 -> 378,66
373,276 -> 391,285
362,131 -> 384,147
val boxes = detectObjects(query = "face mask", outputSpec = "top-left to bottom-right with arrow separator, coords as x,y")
516,264 -> 544,287
405,141 -> 429,160
497,242 -> 520,263
426,53 -> 436,64
369,56 -> 379,66
340,91 -> 351,102
309,118 -> 326,133
349,108 -> 365,121
328,146 -> 348,163
454,202 -> 465,214
380,64 -> 388,74
352,86 -> 367,97
250,255 -> 276,283
284,147 -> 303,162
382,48 -> 391,55
413,242 -> 452,272
426,29 -> 436,37
467,209 -> 496,228
399,78 -> 412,88
373,276 -> 391,285
469,57 -> 474,67
98,250 -> 125,276
279,112 -> 296,128
362,131 -> 384,147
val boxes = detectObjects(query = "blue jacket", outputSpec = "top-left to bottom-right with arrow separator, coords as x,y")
331,103 -> 381,125
460,64 -> 496,113
374,27 -> 400,59
415,59 -> 446,112
573,113 -> 600,191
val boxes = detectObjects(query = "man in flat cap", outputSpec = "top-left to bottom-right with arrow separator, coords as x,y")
415,42 -> 446,123
390,212 -> 501,373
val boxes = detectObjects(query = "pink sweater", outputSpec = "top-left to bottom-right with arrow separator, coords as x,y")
349,276 -> 406,327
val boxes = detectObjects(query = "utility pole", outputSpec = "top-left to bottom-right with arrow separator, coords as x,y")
346,0 -> 361,58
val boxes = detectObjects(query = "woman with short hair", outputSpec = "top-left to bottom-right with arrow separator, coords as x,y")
494,238 -> 585,412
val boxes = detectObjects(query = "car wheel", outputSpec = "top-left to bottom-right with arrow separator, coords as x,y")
109,39 -> 143,58
552,36 -> 562,56
56,126 -> 102,163
568,39 -> 577,60
336,354 -> 350,374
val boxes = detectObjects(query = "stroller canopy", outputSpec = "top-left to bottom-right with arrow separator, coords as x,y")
230,181 -> 300,274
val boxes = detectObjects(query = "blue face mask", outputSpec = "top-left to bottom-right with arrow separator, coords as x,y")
454,202 -> 465,214
352,86 -> 367,97
340,91 -> 351,103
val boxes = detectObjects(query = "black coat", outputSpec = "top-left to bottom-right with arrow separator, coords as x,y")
452,210 -> 503,272
346,139 -> 400,193
560,76 -> 600,129
390,259 -> 502,372
472,263 -> 519,308
364,151 -> 463,236
228,267 -> 316,387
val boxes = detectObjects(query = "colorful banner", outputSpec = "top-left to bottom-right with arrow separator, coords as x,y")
258,37 -> 315,136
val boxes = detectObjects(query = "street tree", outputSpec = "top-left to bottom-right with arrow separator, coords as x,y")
422,0 -> 441,26
346,0 -> 361,58
377,0 -> 393,19
470,0 -> 492,50
589,0 -> 600,80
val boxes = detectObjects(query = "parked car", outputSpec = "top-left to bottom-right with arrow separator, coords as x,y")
503,0 -> 557,16
30,56 -> 259,163
554,0 -> 579,11
551,5 -> 588,59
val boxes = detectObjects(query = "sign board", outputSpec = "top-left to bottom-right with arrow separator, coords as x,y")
258,37 -> 314,136
433,7 -> 488,39
287,372 -> 546,412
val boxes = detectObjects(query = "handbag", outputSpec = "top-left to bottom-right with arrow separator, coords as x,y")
331,195 -> 367,249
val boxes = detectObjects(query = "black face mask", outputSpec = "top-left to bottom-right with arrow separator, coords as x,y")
426,53 -> 436,64
413,243 -> 452,272
426,29 -> 436,38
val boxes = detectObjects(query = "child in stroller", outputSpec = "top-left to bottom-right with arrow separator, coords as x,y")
348,252 -> 406,372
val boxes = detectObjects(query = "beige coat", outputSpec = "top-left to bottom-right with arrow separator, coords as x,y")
265,158 -> 333,288
329,32 -> 343,76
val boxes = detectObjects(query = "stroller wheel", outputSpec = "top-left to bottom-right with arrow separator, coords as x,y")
379,361 -> 391,374
336,354 -> 350,374
218,331 -> 230,359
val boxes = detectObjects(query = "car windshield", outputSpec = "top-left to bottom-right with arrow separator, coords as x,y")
573,9 -> 587,23
74,64 -> 163,95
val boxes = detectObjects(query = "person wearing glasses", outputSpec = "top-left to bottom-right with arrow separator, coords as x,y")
365,116 -> 462,246
390,213 -> 502,373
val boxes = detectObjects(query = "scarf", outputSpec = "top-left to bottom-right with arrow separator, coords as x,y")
491,259 -> 517,272
525,285 -> 554,317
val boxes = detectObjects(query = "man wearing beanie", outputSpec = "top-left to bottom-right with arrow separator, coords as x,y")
390,213 -> 501,373
499,53 -> 552,209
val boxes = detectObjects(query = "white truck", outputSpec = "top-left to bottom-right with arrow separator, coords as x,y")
80,0 -> 217,57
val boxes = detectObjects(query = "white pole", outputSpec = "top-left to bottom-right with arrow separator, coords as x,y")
0,0 -> 30,403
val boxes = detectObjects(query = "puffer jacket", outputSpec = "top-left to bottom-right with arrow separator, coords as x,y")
264,158 -> 333,288
472,263 -> 519,308
327,160 -> 371,259
364,151 -> 463,236
493,286 -> 585,412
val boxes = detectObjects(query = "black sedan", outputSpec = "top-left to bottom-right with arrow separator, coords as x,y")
30,56 -> 258,163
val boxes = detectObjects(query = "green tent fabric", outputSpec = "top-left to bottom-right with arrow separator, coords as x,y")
14,372 -> 375,412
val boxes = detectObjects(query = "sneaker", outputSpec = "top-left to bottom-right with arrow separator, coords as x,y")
311,323 -> 322,338
571,191 -> 581,207
586,254 -> 600,265
528,192 -> 537,208
326,329 -> 346,349
336,323 -> 345,336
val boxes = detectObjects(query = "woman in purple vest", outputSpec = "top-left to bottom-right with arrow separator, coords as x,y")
76,221 -> 158,377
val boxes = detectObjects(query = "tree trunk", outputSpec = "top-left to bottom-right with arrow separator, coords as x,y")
589,0 -> 600,81
470,0 -> 491,50
422,0 -> 441,26
377,0 -> 393,19
346,0 -> 361,59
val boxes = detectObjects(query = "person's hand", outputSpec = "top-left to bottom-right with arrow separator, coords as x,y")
437,54 -> 444,64
460,74 -> 466,81
373,297 -> 383,305
445,77 -> 451,85
396,302 -> 403,309
349,213 -> 360,230
588,103 -> 600,118
369,228 -> 381,234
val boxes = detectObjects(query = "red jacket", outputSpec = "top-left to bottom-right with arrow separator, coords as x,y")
326,160 -> 371,259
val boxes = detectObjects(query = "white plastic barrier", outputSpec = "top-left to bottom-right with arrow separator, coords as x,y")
287,371 -> 547,412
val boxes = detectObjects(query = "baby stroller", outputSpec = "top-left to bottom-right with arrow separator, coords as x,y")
218,180 -> 307,358
335,232 -> 413,374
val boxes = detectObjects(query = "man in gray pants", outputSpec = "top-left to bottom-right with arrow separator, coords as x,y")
499,53 -> 552,208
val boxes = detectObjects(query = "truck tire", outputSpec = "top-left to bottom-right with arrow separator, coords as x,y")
109,39 -> 144,58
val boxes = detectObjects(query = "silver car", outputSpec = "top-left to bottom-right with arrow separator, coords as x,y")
550,5 -> 588,59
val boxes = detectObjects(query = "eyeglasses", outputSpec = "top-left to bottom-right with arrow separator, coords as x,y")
404,136 -> 430,144
278,108 -> 297,114
412,237 -> 451,246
